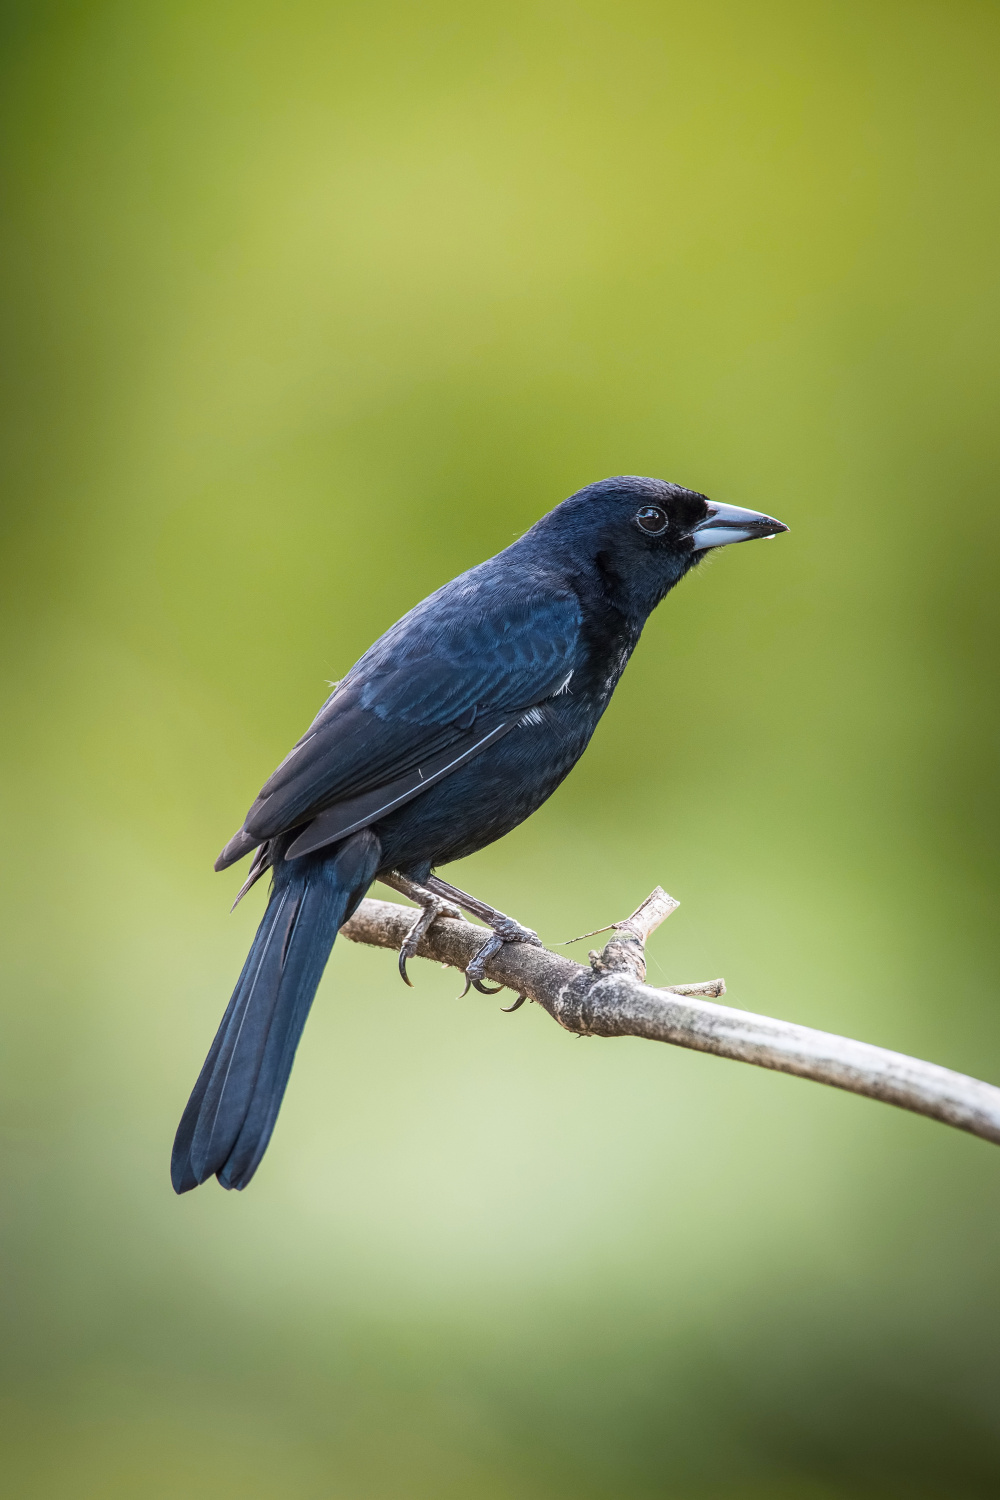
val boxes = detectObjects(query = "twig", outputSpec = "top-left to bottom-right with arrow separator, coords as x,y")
339,887 -> 1000,1149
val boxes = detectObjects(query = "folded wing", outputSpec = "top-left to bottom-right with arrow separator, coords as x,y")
216,577 -> 581,869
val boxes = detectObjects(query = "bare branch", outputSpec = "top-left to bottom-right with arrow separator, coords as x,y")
339,890 -> 1000,1149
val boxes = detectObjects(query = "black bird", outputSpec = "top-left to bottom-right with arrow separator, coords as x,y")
172,476 -> 787,1193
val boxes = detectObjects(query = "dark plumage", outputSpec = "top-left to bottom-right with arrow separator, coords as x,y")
173,475 -> 787,1192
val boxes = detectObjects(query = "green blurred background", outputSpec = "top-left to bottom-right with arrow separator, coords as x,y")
2,1 -> 999,1494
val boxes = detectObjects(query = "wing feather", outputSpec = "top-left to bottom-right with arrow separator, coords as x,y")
216,572 -> 581,868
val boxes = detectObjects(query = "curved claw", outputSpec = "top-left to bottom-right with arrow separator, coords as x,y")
472,978 -> 505,995
500,992 -> 528,1013
457,974 -> 473,998
396,892 -> 457,989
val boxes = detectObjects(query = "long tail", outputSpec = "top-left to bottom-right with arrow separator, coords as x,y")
172,829 -> 381,1193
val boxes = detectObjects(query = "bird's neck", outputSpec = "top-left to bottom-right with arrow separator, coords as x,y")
564,561 -> 654,708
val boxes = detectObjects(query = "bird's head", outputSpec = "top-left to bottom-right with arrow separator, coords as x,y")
531,475 -> 788,617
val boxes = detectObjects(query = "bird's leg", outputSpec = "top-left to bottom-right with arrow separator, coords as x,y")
378,872 -> 463,986
423,875 -> 544,988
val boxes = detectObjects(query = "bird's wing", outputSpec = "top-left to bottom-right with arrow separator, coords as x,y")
216,580 -> 580,869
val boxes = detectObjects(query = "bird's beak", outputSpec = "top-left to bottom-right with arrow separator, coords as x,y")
690,501 -> 789,550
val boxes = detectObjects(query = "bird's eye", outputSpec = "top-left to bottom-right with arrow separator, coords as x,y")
635,505 -> 669,536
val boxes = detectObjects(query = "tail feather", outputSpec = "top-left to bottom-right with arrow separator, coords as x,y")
170,889 -> 297,1192
172,830 -> 381,1193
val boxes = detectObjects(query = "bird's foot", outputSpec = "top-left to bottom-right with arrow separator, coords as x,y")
422,875 -> 543,992
463,914 -> 541,985
379,872 -> 463,985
